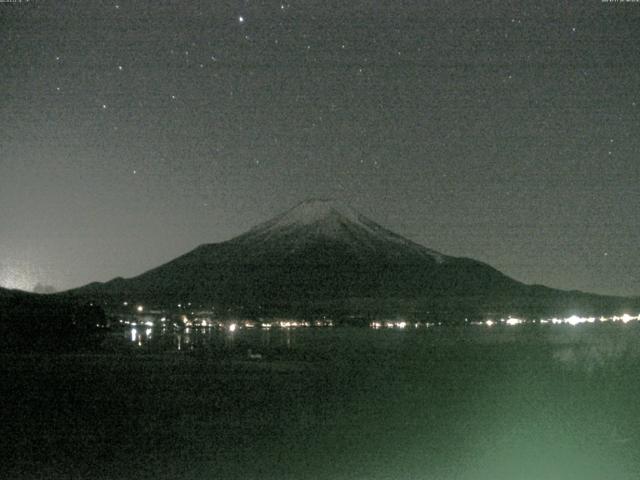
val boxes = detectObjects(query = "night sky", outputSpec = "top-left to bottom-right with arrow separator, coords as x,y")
1,1 -> 639,297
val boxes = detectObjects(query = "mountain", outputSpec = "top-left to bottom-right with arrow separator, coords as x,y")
65,199 -> 638,320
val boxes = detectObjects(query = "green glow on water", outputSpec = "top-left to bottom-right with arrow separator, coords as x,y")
2,325 -> 640,479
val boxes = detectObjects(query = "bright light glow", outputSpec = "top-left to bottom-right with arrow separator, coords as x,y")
0,264 -> 34,291
229,323 -> 237,332
530,313 -> 640,326
485,320 -> 494,327
131,328 -> 137,342
136,305 -> 144,313
145,321 -> 154,327
565,315 -> 582,326
506,317 -> 523,326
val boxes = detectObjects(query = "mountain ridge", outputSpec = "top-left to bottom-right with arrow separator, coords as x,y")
63,200 -> 638,319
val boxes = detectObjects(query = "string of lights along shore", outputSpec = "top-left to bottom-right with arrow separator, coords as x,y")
1,1 -> 639,297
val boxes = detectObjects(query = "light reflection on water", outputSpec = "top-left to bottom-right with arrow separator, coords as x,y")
8,321 -> 640,480
109,321 -> 640,480
120,319 -> 640,364
122,322 -> 304,353
122,312 -> 640,351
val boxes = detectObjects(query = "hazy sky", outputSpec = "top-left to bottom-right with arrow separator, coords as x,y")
1,0 -> 639,296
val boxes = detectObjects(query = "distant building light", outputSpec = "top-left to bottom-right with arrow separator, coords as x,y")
565,315 -> 582,326
621,313 -> 634,324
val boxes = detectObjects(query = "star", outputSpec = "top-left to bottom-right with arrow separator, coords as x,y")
101,104 -> 107,109
118,65 -> 123,71
238,16 -> 245,24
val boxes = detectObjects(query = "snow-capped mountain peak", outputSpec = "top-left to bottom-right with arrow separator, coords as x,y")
257,199 -> 366,229
238,199 -> 376,238
234,199 -> 446,262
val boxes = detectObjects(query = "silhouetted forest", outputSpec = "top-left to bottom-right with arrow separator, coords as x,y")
0,289 -> 106,352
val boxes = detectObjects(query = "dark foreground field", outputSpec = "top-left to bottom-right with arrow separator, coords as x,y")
2,325 -> 640,480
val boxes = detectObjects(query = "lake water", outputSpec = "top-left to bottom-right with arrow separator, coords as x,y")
2,324 -> 640,479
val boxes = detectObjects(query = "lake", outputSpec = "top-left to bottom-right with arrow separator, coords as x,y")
2,323 -> 640,479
